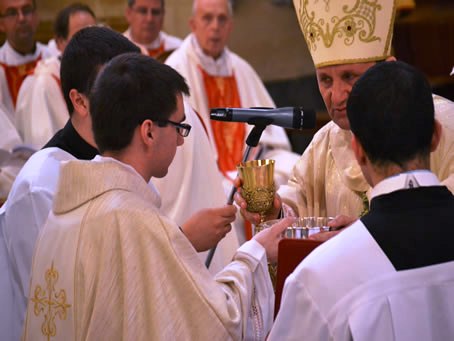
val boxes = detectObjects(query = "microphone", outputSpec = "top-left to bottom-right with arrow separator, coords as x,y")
210,107 -> 316,130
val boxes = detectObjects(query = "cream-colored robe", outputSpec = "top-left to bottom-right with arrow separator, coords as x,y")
279,94 -> 454,217
15,56 -> 69,149
23,157 -> 274,341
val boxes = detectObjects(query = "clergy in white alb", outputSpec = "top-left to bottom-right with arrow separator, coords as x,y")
269,60 -> 454,341
0,40 -> 52,121
23,53 -> 281,340
0,0 -> 52,120
0,102 -> 31,201
15,56 -> 68,149
124,0 -> 182,60
243,0 -> 454,226
167,34 -> 298,189
14,3 -> 97,149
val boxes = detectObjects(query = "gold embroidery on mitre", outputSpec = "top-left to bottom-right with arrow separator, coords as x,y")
294,0 -> 396,67
31,262 -> 71,341
299,0 -> 382,52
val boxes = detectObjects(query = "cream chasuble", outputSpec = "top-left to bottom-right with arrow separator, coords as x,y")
24,157 -> 274,340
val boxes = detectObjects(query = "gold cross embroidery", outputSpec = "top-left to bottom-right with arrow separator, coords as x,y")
31,262 -> 71,341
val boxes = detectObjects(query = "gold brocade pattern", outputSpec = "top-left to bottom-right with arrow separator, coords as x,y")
357,190 -> 369,217
31,262 -> 71,341
298,0 -> 382,52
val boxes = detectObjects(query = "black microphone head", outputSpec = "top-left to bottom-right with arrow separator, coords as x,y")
301,109 -> 316,129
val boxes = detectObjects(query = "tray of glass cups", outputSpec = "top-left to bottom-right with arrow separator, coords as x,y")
262,216 -> 335,239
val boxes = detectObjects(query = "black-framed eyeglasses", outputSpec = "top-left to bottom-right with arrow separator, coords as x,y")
156,120 -> 191,137
0,5 -> 35,20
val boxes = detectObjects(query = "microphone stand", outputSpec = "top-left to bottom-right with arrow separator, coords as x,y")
205,118 -> 271,269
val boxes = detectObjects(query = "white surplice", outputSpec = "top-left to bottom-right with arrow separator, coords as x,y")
0,103 -> 29,200
279,94 -> 454,217
123,29 -> 182,56
2,147 -> 75,341
166,34 -> 299,188
0,41 -> 52,121
23,157 -> 274,340
15,56 -> 69,149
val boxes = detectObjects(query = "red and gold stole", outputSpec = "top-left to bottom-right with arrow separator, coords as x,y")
199,66 -> 254,240
147,42 -> 165,59
198,66 -> 245,176
0,56 -> 41,107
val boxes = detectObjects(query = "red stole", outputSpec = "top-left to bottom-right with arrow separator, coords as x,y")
199,66 -> 254,240
0,56 -> 41,107
147,42 -> 165,59
198,66 -> 245,175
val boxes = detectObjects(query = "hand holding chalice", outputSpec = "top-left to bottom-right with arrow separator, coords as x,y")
237,159 -> 276,235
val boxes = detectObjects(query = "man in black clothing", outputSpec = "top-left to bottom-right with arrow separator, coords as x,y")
269,61 -> 454,340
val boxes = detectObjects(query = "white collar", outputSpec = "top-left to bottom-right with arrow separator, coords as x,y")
371,170 -> 440,199
124,29 -> 162,49
190,34 -> 231,76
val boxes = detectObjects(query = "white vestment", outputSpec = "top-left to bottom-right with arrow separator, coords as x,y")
0,41 -> 52,121
23,157 -> 274,340
123,29 -> 182,56
46,39 -> 61,58
0,103 -> 30,200
152,102 -> 240,274
270,172 -> 454,340
166,34 -> 299,188
1,147 -> 75,341
15,56 -> 69,149
279,94 -> 454,217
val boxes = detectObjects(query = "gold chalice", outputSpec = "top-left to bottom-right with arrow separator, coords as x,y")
237,159 -> 276,235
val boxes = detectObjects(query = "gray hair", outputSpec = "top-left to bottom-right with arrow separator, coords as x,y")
192,0 -> 233,16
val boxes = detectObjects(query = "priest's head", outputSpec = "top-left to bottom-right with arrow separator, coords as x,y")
293,0 -> 397,131
190,0 -> 233,60
60,26 -> 140,148
53,3 -> 97,54
347,61 -> 441,187
125,0 -> 165,45
90,53 -> 190,180
0,0 -> 39,54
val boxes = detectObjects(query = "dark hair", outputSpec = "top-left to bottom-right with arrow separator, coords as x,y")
90,53 -> 189,153
127,0 -> 164,8
347,61 -> 434,167
53,3 -> 96,40
60,26 -> 141,114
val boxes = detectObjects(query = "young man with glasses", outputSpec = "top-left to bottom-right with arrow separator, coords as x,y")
124,0 -> 182,60
22,52 -> 286,340
0,0 -> 52,119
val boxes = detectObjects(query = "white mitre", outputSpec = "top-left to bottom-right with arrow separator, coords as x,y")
293,0 -> 397,67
